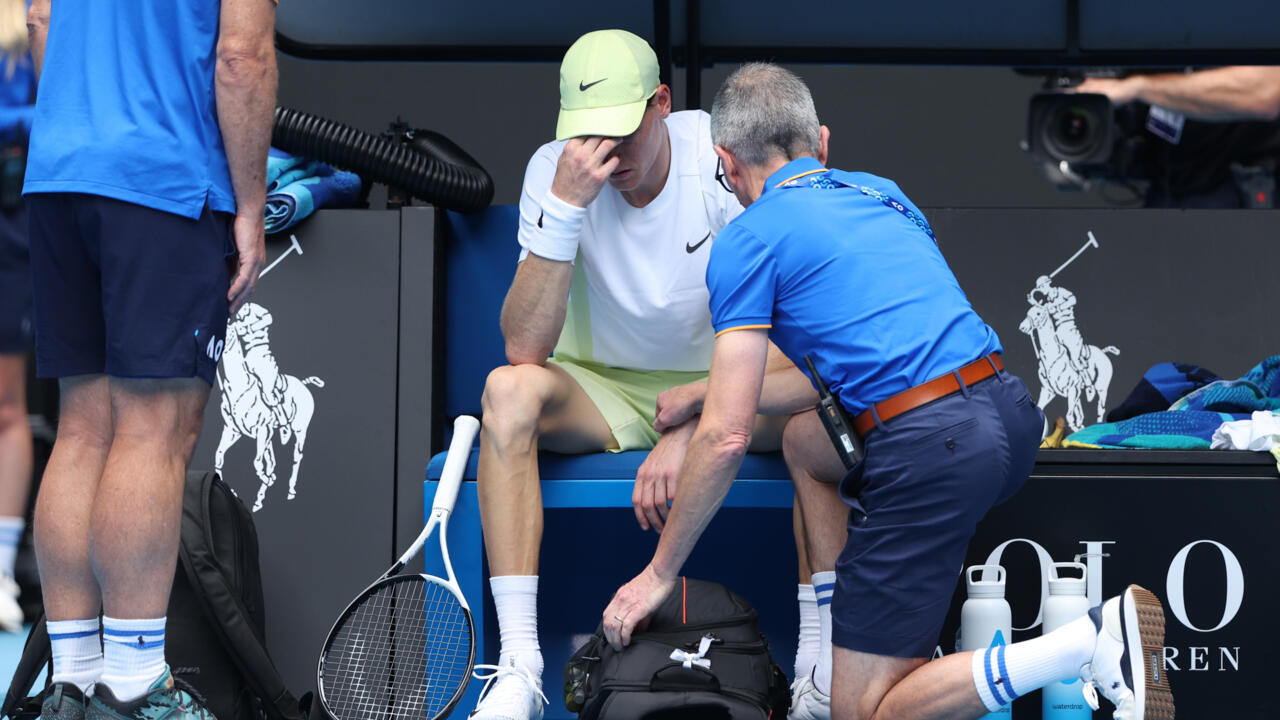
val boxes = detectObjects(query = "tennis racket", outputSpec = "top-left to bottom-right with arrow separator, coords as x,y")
317,415 -> 481,720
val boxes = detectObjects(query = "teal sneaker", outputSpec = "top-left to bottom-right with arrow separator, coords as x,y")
40,683 -> 87,720
87,668 -> 215,720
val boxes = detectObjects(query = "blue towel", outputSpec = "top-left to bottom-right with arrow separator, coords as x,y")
264,148 -> 362,234
1065,355 -> 1280,449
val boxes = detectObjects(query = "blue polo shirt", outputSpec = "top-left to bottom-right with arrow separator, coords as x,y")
0,54 -> 34,145
706,157 -> 1001,414
23,1 -> 235,219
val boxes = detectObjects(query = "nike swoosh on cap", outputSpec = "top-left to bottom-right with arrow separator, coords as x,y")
579,78 -> 607,91
686,232 -> 711,254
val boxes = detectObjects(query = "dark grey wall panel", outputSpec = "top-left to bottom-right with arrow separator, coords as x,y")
277,0 -> 657,48
699,1 -> 1066,49
934,208 -> 1280,431
278,54 -> 1113,210
1080,0 -> 1280,50
192,210 -> 402,691
397,208 -> 436,558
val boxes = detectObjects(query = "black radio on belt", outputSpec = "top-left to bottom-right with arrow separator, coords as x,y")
804,355 -> 863,469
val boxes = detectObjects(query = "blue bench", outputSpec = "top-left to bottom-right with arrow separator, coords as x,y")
425,206 -> 799,718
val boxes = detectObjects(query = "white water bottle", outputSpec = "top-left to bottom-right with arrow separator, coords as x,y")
960,565 -> 1013,719
1042,562 -> 1091,720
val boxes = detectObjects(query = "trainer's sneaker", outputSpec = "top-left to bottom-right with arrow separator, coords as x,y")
0,572 -> 23,632
789,675 -> 831,720
1080,585 -> 1175,720
469,659 -> 548,720
87,668 -> 214,720
40,682 -> 86,720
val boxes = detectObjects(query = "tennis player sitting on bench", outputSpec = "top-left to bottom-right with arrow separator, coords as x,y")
471,30 -> 844,720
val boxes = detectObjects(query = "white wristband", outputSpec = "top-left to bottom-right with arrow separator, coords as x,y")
525,189 -> 585,262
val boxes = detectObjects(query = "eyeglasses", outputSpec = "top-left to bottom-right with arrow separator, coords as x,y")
714,157 -> 734,194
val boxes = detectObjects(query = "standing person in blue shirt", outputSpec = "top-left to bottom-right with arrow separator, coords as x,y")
0,0 -> 36,635
602,63 -> 1175,720
24,1 -> 276,719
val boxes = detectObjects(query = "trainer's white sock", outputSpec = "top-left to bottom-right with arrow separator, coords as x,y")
811,571 -> 836,695
794,584 -> 820,681
101,616 -> 167,701
970,613 -> 1096,711
491,575 -> 543,679
0,517 -> 23,577
48,618 -> 103,694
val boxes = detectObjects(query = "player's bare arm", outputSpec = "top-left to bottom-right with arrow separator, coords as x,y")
498,255 -> 575,365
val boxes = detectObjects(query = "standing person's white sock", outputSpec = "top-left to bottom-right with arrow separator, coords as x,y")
100,616 -> 167,701
811,571 -> 836,696
794,584 -> 820,680
491,575 -> 543,679
48,618 -> 103,694
970,614 -> 1096,711
0,517 -> 22,577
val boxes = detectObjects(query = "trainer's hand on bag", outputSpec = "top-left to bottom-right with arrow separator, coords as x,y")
228,212 -> 266,314
632,420 -> 695,533
550,137 -> 621,208
603,565 -> 675,650
653,381 -> 706,433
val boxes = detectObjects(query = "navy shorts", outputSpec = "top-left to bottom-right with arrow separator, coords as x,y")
831,368 -> 1043,658
0,205 -> 31,353
27,193 -> 235,384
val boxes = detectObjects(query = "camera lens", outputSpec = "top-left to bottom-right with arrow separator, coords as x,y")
1045,105 -> 1102,162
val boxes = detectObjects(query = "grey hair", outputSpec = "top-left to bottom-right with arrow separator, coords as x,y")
710,63 -> 820,167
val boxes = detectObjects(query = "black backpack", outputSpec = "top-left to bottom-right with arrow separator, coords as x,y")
563,578 -> 790,720
1,470 -> 307,720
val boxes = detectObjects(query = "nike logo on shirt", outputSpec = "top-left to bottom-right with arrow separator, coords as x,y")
579,78 -> 607,91
686,232 -> 711,254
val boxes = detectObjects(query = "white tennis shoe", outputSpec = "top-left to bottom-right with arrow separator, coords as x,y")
1079,585 -> 1175,720
469,658 -> 548,720
788,674 -> 831,720
0,572 -> 22,633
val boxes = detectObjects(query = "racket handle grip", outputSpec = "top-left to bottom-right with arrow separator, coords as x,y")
434,415 -> 480,515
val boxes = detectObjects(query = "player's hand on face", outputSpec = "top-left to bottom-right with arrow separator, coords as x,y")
603,565 -> 675,651
632,422 -> 693,533
551,136 -> 622,208
654,381 -> 706,433
228,212 -> 266,315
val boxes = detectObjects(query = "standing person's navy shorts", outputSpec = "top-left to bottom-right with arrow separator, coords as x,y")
26,193 -> 235,385
0,205 -> 31,354
831,365 -> 1043,658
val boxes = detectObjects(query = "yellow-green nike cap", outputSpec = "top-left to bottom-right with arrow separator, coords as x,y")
556,29 -> 659,141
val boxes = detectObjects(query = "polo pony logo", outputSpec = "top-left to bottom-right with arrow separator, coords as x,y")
1018,231 -> 1119,432
212,235 -> 325,512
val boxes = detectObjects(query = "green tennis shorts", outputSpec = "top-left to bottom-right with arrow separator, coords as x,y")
549,356 -> 708,451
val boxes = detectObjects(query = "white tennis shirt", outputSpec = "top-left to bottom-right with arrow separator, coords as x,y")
517,110 -> 743,372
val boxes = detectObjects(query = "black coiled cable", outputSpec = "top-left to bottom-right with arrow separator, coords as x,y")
271,107 -> 494,212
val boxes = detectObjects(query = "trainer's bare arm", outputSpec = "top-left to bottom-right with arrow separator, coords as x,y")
501,137 -> 620,365
26,0 -> 49,77
217,0 -> 276,314
653,343 -> 814,431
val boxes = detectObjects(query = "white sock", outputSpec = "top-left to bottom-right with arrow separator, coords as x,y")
794,584 -> 820,680
48,618 -> 103,694
970,613 -> 1096,711
811,571 -> 836,695
0,517 -> 22,577
491,575 -> 543,679
101,616 -> 167,701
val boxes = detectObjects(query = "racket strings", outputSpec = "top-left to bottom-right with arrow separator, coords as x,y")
323,579 -> 472,720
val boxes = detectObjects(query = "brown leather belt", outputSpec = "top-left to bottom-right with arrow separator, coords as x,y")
852,353 -> 1003,438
